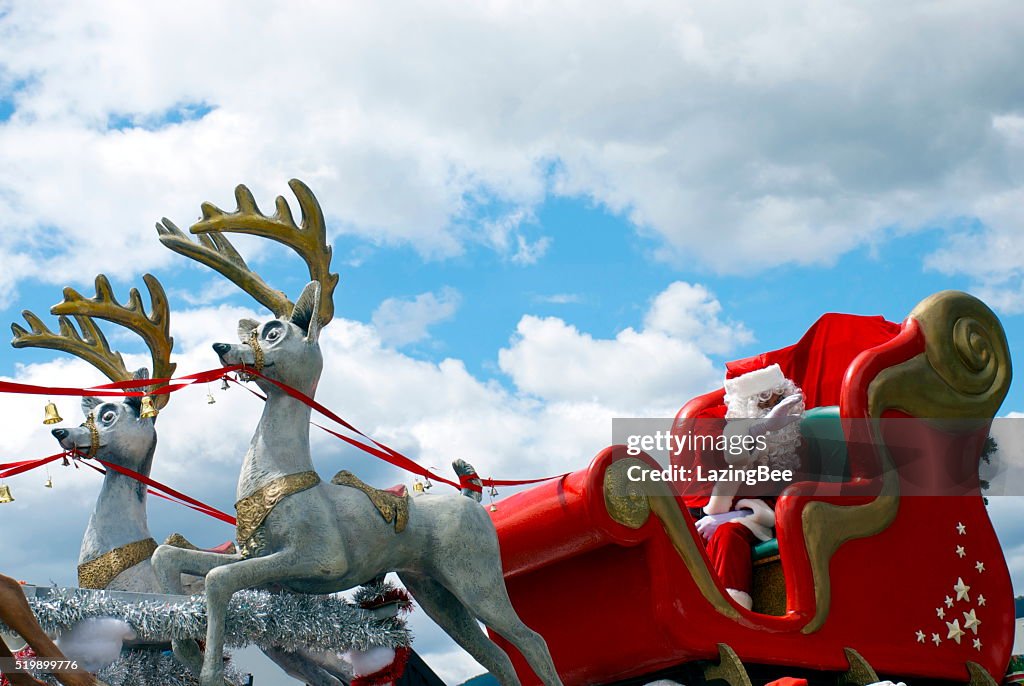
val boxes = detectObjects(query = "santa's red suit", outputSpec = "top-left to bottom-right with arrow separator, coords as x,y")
690,364 -> 804,610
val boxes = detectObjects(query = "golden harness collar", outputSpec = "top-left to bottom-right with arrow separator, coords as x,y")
235,471 -> 321,556
77,537 -> 158,589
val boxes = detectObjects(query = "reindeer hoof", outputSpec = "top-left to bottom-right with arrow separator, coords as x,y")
171,638 -> 204,677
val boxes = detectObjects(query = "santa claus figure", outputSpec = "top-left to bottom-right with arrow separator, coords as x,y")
695,363 -> 804,610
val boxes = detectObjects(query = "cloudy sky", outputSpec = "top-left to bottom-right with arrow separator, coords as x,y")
1,1 -> 1024,683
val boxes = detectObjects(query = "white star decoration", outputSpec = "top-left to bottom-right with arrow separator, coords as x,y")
975,561 -> 985,573
953,578 -> 971,602
957,522 -> 967,535
956,545 -> 966,558
946,619 -> 965,644
974,638 -> 982,650
916,630 -> 926,643
932,633 -> 942,646
978,595 -> 987,606
936,607 -> 946,619
945,595 -> 954,608
963,609 -> 981,634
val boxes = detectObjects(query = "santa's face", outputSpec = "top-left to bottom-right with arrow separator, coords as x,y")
757,391 -> 785,410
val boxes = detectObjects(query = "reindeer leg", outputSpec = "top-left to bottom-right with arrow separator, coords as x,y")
150,545 -> 240,679
198,551 -> 305,686
431,529 -> 564,686
399,572 -> 521,686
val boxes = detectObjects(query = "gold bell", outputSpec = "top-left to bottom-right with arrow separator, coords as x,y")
206,391 -> 216,405
140,396 -> 158,419
44,476 -> 53,489
489,503 -> 498,512
0,484 -> 14,504
43,401 -> 63,425
413,480 -> 425,493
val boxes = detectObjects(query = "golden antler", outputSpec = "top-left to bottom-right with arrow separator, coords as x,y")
27,274 -> 177,409
157,179 -> 338,326
12,311 -> 132,384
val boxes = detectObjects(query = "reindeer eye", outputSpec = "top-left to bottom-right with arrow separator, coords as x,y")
101,410 -> 116,423
265,328 -> 282,342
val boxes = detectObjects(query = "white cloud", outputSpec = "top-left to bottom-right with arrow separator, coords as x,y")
0,1 -> 1022,304
643,281 -> 753,354
371,287 -> 462,347
534,293 -> 582,305
499,280 -> 748,410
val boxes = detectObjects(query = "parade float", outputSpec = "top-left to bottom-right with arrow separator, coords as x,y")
490,293 -> 1013,685
0,179 -> 1016,686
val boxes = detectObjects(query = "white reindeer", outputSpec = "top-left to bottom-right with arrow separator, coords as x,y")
151,180 -> 564,686
11,275 -> 353,686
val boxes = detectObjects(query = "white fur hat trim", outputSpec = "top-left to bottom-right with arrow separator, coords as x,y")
724,363 -> 786,399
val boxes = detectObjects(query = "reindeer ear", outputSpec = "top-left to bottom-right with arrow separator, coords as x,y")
290,281 -> 322,342
81,396 -> 102,415
133,367 -> 150,381
124,394 -> 142,417
237,319 -> 260,343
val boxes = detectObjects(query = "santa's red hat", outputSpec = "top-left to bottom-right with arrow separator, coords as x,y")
724,363 -> 786,399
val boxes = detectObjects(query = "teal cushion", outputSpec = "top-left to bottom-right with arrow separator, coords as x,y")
752,538 -> 779,561
800,405 -> 849,482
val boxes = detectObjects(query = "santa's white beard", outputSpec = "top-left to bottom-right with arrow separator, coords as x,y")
725,383 -> 804,472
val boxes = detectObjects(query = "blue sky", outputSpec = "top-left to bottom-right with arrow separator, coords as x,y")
1,3 -> 1024,684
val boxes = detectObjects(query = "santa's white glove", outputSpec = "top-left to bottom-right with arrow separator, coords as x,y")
56,617 -> 136,673
748,393 -> 803,437
866,682 -> 907,686
695,509 -> 753,541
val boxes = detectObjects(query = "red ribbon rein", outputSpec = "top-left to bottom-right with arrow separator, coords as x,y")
0,362 -> 565,525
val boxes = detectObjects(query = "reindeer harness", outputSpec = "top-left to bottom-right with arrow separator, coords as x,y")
235,471 -> 321,558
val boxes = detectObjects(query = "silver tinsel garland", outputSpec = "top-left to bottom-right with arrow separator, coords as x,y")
96,647 -> 249,686
4,587 -> 410,654
25,647 -> 249,686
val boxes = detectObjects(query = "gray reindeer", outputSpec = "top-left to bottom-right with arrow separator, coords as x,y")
12,275 -> 176,594
151,180 -> 563,686
11,276 -> 354,686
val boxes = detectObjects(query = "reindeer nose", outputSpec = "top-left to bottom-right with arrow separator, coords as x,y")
213,343 -> 231,356
51,428 -> 68,440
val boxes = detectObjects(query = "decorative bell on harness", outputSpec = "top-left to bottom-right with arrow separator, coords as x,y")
0,484 -> 14,503
44,476 -> 53,489
413,479 -> 425,493
221,378 -> 230,391
206,390 -> 217,405
43,401 -> 63,425
140,395 -> 158,419
488,484 -> 499,512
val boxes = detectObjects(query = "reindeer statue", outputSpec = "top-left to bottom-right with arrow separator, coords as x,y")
11,276 -> 353,686
151,180 -> 564,686
12,274 -> 175,594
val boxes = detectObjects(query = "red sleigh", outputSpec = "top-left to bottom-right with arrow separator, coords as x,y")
489,290 -> 1013,685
